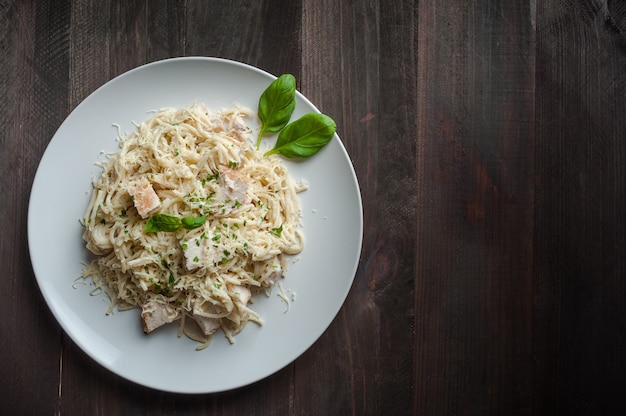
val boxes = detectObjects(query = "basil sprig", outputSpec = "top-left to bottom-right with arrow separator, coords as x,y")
256,74 -> 296,149
264,114 -> 336,158
256,74 -> 337,159
145,213 -> 206,232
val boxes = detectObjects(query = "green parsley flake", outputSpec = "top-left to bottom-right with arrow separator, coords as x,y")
269,224 -> 283,238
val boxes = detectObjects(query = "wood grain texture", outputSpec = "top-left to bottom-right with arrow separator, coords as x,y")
299,1 -> 419,413
534,0 -> 626,413
2,0 -> 626,414
0,1 -> 70,414
416,2 -> 535,414
186,0 -> 302,76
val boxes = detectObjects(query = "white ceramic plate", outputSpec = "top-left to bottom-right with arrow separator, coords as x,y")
28,57 -> 362,394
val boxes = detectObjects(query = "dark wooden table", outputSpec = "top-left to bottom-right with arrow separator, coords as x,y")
2,0 -> 626,414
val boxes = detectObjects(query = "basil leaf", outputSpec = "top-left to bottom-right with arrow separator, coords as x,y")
145,214 -> 181,232
264,113 -> 336,159
256,74 -> 296,149
181,215 -> 206,230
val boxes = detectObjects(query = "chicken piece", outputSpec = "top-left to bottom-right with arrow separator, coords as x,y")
221,167 -> 249,204
191,301 -> 223,336
228,114 -> 250,141
254,260 -> 284,285
183,234 -> 222,271
140,300 -> 180,333
231,285 -> 252,306
214,166 -> 250,217
265,270 -> 282,286
192,315 -> 221,336
127,177 -> 160,219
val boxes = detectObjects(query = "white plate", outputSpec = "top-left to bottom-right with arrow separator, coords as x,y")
28,57 -> 363,394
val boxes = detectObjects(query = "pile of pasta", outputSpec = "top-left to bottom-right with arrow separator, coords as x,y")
80,104 -> 305,349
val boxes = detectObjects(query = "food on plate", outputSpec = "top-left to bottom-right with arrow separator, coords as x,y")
80,103 -> 306,349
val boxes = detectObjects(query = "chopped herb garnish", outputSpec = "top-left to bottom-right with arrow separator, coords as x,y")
269,224 -> 283,237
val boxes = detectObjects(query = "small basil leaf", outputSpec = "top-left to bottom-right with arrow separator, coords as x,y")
257,74 -> 296,149
181,215 -> 206,230
264,113 -> 336,159
145,214 -> 181,232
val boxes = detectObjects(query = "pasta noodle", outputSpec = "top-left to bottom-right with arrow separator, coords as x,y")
80,103 -> 306,348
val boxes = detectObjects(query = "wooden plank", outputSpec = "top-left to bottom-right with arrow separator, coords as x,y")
415,1 -> 535,414
0,0 -> 71,414
534,0 -> 626,413
300,0 -> 419,414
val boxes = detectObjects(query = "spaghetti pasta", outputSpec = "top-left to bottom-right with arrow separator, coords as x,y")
80,103 -> 306,348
